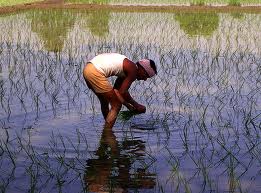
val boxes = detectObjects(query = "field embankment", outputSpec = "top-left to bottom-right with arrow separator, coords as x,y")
0,0 -> 261,15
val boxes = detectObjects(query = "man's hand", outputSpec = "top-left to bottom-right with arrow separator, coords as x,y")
125,103 -> 136,111
114,89 -> 146,114
134,104 -> 146,113
126,103 -> 146,113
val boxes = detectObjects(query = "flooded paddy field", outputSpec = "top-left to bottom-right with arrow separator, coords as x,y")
0,8 -> 260,193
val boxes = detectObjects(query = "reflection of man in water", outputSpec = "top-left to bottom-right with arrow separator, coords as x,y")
84,127 -> 156,192
83,53 -> 157,127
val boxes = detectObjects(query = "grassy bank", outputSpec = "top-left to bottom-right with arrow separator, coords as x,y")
65,0 -> 261,6
0,0 -> 42,6
0,0 -> 260,7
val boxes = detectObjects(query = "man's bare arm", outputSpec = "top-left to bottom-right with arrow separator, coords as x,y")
113,58 -> 146,113
114,77 -> 145,113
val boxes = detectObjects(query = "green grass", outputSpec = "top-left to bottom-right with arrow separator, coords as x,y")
0,0 -> 41,6
1,0 -> 260,7
65,0 -> 261,6
228,0 -> 241,6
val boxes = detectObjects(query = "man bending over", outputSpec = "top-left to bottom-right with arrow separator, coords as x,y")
83,53 -> 157,128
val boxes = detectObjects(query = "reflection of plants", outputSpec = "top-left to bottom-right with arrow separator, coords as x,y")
175,13 -> 219,37
85,10 -> 110,37
0,130 -> 92,192
27,9 -> 76,52
230,13 -> 244,20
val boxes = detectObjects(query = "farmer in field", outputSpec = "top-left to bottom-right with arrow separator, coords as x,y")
83,53 -> 157,127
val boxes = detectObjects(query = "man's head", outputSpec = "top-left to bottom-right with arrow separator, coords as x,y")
136,59 -> 157,80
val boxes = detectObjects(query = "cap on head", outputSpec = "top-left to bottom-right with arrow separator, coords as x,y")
138,59 -> 156,78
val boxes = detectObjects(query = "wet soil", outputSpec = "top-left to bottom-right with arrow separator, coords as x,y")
0,0 -> 261,15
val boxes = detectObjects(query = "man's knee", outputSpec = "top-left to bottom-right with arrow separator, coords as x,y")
101,90 -> 122,109
110,95 -> 122,110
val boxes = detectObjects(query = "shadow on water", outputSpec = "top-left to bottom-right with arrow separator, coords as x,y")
85,127 -> 156,192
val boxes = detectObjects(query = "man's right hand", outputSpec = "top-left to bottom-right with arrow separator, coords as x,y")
133,104 -> 146,113
125,103 -> 136,111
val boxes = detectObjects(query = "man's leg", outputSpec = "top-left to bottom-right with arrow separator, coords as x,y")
83,66 -> 121,127
89,89 -> 122,128
83,77 -> 109,120
96,94 -> 109,120
98,90 -> 122,128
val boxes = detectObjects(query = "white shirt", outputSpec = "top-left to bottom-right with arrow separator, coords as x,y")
90,53 -> 128,78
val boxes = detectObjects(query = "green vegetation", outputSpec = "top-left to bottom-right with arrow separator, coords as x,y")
25,9 -> 111,51
84,10 -> 110,37
175,13 -> 219,37
27,9 -> 75,52
230,12 -> 244,19
0,0 -> 41,7
65,0 -> 261,6
118,110 -> 139,121
66,0 -> 109,4
0,0 -> 260,7
190,0 -> 206,5
228,0 -> 241,6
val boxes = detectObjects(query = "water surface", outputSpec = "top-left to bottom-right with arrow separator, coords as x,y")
0,9 -> 261,193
